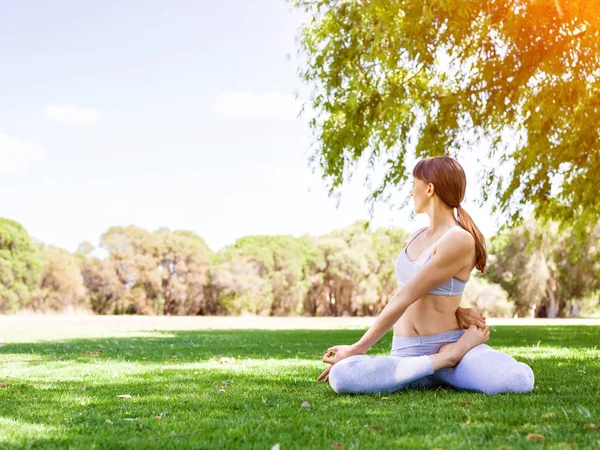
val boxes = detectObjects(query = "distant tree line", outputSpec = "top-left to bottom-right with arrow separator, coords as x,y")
0,217 -> 598,317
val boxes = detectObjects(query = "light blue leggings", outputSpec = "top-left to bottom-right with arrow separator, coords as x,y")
328,329 -> 534,395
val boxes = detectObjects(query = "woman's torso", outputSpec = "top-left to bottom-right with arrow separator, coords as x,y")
393,224 -> 475,337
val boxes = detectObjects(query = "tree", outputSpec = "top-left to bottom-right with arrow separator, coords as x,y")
100,226 -> 162,314
28,244 -> 88,312
0,218 -> 42,313
81,257 -> 124,314
208,235 -> 319,316
154,228 -> 212,315
99,226 -> 214,315
291,0 -> 600,237
485,218 -> 600,317
313,222 -> 381,316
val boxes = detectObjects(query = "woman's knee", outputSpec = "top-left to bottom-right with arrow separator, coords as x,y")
328,356 -> 363,394
488,363 -> 535,394
509,363 -> 535,393
328,362 -> 346,394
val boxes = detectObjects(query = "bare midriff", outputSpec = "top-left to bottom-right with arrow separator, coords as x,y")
393,293 -> 462,337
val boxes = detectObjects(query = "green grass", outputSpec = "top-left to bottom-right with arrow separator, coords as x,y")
0,325 -> 599,449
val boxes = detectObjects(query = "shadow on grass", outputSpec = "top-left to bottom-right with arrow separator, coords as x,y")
1,326 -> 597,366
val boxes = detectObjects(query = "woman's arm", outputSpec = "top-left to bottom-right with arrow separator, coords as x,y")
352,292 -> 411,352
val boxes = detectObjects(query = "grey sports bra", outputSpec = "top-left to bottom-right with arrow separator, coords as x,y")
394,225 -> 468,296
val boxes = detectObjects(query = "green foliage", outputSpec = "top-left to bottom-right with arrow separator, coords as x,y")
0,218 -> 42,313
291,0 -> 600,237
4,217 -> 600,318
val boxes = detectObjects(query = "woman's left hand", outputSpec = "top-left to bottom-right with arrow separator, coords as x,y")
316,344 -> 364,383
455,306 -> 486,329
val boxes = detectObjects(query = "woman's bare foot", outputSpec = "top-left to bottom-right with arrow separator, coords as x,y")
439,325 -> 489,366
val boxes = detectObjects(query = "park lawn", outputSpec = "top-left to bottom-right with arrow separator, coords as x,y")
0,325 -> 598,449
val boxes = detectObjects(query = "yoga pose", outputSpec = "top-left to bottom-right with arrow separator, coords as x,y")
317,156 -> 534,395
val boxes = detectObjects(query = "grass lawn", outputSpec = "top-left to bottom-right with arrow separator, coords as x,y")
0,324 -> 599,449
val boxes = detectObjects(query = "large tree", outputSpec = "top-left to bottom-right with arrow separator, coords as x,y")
28,244 -> 87,312
99,226 -> 213,315
154,228 -> 212,315
485,218 -> 600,317
0,218 -> 42,313
291,0 -> 600,237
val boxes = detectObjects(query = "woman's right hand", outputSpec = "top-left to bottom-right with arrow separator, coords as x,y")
455,306 -> 486,329
316,344 -> 365,383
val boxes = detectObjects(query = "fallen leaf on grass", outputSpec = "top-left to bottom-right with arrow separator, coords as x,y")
543,413 -> 555,418
117,394 -> 132,399
0,382 -> 9,388
81,348 -> 104,356
331,443 -> 343,449
301,401 -> 311,408
585,424 -> 599,430
526,433 -> 545,441
81,386 -> 87,391
106,419 -> 113,424
370,425 -> 384,431
459,402 -> 472,407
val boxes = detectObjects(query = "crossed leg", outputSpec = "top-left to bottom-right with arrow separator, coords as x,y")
328,326 -> 491,394
327,327 -> 534,395
328,354 -> 436,394
432,344 -> 535,394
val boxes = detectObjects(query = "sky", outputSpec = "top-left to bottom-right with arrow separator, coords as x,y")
0,0 -> 509,253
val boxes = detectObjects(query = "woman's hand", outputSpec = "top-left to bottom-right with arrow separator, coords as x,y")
455,306 -> 486,329
316,344 -> 365,383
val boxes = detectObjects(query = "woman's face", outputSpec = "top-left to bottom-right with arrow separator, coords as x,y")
410,177 -> 431,213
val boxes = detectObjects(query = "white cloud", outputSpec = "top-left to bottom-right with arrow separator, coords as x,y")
0,133 -> 45,173
45,105 -> 100,124
213,91 -> 302,120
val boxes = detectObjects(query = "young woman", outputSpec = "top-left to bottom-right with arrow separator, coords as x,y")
317,156 -> 534,395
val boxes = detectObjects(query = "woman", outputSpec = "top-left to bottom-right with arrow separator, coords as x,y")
317,156 -> 534,395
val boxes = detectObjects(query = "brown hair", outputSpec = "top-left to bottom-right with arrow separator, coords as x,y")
412,156 -> 488,273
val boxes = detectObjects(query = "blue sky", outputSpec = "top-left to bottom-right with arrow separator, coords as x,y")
1,0 -> 505,253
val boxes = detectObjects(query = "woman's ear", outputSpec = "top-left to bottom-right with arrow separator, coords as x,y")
427,183 -> 435,198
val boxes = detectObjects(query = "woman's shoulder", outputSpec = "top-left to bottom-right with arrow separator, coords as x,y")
448,226 -> 476,252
